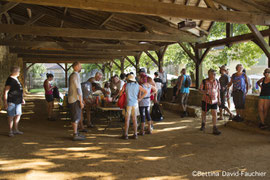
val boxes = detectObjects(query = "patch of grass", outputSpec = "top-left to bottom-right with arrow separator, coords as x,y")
29,88 -> 44,93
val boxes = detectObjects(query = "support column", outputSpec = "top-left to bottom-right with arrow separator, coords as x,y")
195,48 -> 203,89
156,46 -> 168,71
65,63 -> 68,88
120,58 -> 125,73
134,52 -> 142,73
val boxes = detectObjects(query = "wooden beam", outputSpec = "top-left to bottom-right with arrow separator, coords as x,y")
200,47 -> 211,64
25,63 -> 35,71
0,2 -> 19,15
204,0 -> 217,9
18,54 -> 118,60
125,56 -> 136,68
226,23 -> 233,47
5,0 -> 270,25
116,14 -> 199,42
0,24 -> 197,43
247,24 -> 270,59
196,28 -> 270,49
213,0 -> 270,13
99,13 -> 114,27
178,42 -> 196,62
4,13 -> 45,40
23,59 -> 110,63
57,63 -> 65,71
0,40 -> 160,51
112,60 -> 121,70
144,51 -> 159,66
9,48 -> 138,56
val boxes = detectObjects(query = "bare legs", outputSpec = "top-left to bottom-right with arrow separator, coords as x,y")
47,101 -> 54,119
8,115 -> 22,136
124,108 -> 137,137
258,99 -> 270,126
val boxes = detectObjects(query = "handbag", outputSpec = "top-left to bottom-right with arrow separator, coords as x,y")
117,84 -> 127,109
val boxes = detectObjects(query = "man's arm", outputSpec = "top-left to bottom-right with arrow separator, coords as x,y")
3,86 -> 10,109
74,75 -> 84,109
244,74 -> 249,94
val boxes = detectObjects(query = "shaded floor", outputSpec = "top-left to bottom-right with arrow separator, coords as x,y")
0,94 -> 270,180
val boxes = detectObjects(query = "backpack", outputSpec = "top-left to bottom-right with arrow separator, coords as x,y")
151,103 -> 164,122
184,75 -> 191,88
53,87 -> 60,99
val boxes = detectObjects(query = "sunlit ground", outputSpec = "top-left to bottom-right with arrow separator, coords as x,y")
0,94 -> 270,180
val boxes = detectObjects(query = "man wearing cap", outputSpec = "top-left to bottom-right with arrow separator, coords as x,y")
219,65 -> 233,120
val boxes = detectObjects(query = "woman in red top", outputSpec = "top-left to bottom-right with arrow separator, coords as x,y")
43,73 -> 55,121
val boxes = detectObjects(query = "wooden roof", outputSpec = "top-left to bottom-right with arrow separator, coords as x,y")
0,0 -> 270,63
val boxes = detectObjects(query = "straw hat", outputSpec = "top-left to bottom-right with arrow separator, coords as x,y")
127,74 -> 136,82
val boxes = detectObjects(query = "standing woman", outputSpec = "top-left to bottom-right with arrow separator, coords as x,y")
3,66 -> 25,137
228,64 -> 248,122
139,74 -> 157,135
43,73 -> 55,121
257,68 -> 270,129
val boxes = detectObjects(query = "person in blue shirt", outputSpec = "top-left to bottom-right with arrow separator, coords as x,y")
176,68 -> 190,117
119,74 -> 147,140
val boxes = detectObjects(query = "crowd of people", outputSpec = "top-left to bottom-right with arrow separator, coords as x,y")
2,63 -> 270,140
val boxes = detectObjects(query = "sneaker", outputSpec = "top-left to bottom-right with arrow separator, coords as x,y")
235,116 -> 244,122
13,130 -> 23,135
181,111 -> 188,118
232,115 -> 239,121
73,133 -> 86,141
133,134 -> 138,139
79,129 -> 88,133
259,123 -> 268,130
8,131 -> 14,137
138,131 -> 145,136
229,115 -> 234,120
87,124 -> 94,128
200,122 -> 205,131
122,135 -> 128,140
213,127 -> 221,135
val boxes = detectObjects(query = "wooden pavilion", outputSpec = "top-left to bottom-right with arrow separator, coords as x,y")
1,0 -> 270,88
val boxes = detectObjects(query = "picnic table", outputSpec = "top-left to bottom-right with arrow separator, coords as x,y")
97,106 -> 124,133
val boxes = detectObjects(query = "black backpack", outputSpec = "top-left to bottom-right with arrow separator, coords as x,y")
151,103 -> 164,122
184,75 -> 191,88
53,87 -> 60,99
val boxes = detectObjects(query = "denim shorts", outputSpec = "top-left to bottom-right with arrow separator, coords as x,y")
7,103 -> 22,117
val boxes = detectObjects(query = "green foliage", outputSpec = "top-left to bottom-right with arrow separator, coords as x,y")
203,22 -> 267,72
82,63 -> 100,72
29,63 -> 46,77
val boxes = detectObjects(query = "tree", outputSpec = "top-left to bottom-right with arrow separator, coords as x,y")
28,63 -> 46,78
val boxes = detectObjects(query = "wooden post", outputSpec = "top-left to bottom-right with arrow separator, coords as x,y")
269,26 -> 270,68
156,46 -> 168,71
134,52 -> 142,73
195,48 -> 203,89
65,63 -> 68,88
120,58 -> 125,73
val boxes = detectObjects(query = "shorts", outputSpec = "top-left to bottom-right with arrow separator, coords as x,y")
259,96 -> 270,100
219,91 -> 227,109
69,101 -> 81,123
7,103 -> 22,117
232,90 -> 245,109
179,93 -> 189,105
45,94 -> 54,102
201,101 -> 218,112
126,106 -> 137,118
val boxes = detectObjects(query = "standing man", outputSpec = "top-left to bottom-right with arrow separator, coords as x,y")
218,65 -> 233,120
154,72 -> 163,102
159,67 -> 167,100
199,69 -> 221,135
68,62 -> 85,141
176,68 -> 190,117
3,66 -> 25,137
